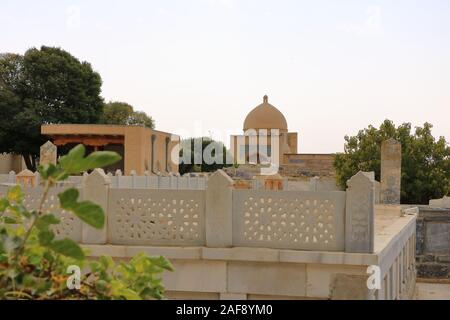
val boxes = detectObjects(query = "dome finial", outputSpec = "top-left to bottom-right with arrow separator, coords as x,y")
263,95 -> 268,103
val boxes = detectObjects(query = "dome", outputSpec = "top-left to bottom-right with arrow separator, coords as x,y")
243,96 -> 288,131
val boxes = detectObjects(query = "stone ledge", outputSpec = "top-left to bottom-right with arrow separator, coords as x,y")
83,245 -> 202,260
202,247 -> 279,262
84,245 -> 382,266
280,250 -> 377,266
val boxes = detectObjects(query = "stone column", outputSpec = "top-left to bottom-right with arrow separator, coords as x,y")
205,170 -> 234,247
82,169 -> 111,244
40,141 -> 57,166
380,139 -> 402,204
345,171 -> 375,253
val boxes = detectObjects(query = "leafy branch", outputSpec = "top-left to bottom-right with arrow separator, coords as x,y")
0,144 -> 173,300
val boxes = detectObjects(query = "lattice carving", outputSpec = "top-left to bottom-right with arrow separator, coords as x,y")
109,189 -> 205,246
233,190 -> 346,251
22,188 -> 82,241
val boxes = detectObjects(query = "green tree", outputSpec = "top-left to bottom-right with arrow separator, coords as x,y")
334,120 -> 450,204
101,101 -> 155,129
0,145 -> 172,300
101,101 -> 133,125
179,137 -> 232,175
0,47 -> 104,170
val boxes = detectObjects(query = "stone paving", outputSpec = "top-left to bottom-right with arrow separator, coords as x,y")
414,281 -> 450,300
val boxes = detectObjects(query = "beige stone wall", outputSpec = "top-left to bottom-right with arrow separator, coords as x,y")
287,132 -> 298,154
41,124 -> 179,175
0,154 -> 25,174
282,154 -> 336,177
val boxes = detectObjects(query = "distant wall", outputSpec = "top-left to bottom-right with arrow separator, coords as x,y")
282,154 -> 335,177
287,177 -> 341,192
416,206 -> 450,279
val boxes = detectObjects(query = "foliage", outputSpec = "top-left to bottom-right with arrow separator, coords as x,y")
0,145 -> 173,300
101,101 -> 155,129
334,120 -> 450,204
179,137 -> 232,175
0,47 -> 104,170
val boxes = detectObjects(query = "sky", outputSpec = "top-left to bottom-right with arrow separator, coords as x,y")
1,0 -> 449,152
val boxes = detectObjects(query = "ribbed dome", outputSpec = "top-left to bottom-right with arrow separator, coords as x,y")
243,96 -> 288,131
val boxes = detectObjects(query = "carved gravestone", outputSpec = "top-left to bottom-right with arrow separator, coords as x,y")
40,141 -> 57,167
345,171 -> 375,253
380,139 -> 401,204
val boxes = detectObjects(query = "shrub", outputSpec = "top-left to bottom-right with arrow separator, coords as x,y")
0,145 -> 173,300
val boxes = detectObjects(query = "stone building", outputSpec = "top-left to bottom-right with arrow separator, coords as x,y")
230,96 -> 335,178
41,124 -> 180,175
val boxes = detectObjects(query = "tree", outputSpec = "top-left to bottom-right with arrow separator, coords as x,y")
0,145 -> 172,300
0,46 -> 104,170
334,120 -> 450,204
179,137 -> 232,175
101,101 -> 155,129
101,101 -> 133,125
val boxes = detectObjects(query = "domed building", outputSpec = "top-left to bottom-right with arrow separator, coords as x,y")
230,96 -> 335,177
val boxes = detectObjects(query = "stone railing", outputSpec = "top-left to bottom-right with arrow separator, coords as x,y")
0,170 -> 208,190
374,205 -> 417,300
231,190 -> 346,251
0,185 -> 83,242
0,169 -> 378,253
0,169 -> 420,299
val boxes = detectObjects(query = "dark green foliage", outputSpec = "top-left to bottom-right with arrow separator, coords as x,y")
0,47 -> 104,170
101,101 -> 155,129
179,137 -> 232,175
334,120 -> 450,204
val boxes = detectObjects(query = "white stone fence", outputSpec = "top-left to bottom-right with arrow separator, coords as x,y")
0,170 -> 208,190
0,169 -> 379,254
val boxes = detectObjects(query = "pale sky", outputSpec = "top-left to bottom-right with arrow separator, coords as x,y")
1,0 -> 449,152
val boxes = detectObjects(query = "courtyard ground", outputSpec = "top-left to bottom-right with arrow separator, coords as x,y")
414,280 -> 450,300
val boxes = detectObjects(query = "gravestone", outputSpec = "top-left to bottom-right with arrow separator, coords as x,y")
345,171 -> 375,253
380,139 -> 401,204
40,141 -> 57,166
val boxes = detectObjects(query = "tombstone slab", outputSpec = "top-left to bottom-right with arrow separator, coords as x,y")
40,141 -> 57,166
380,139 -> 401,204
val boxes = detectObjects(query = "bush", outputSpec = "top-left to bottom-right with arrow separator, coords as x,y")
334,120 -> 450,204
0,145 -> 173,300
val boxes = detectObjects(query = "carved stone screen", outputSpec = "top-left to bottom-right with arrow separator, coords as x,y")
22,187 -> 82,242
108,189 -> 206,246
232,190 -> 346,251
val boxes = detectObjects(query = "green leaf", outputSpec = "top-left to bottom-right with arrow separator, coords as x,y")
49,239 -> 85,260
36,214 -> 60,230
58,188 -> 79,209
38,163 -> 57,180
0,199 -> 9,212
10,204 -> 31,218
7,185 -> 23,203
38,230 -> 55,246
80,152 -> 122,172
71,201 -> 104,229
3,217 -> 18,224
58,144 -> 86,174
58,189 -> 105,229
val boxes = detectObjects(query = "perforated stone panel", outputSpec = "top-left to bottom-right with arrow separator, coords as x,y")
108,189 -> 206,246
232,190 -> 345,251
22,187 -> 82,241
